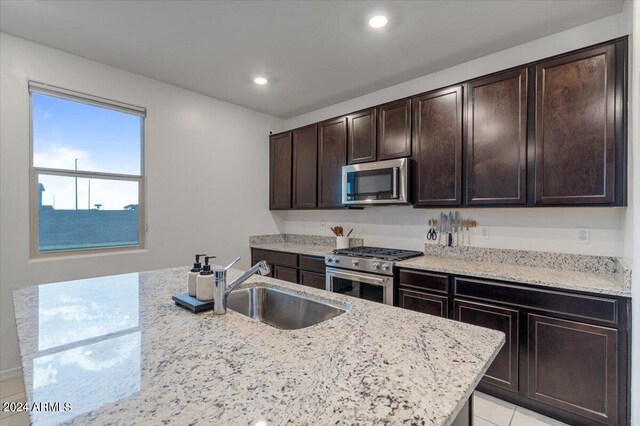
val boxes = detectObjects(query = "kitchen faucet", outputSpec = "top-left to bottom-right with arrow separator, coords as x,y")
212,257 -> 270,315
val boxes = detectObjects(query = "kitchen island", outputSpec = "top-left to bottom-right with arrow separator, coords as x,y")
12,266 -> 503,425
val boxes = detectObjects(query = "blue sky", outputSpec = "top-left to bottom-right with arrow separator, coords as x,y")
33,93 -> 142,210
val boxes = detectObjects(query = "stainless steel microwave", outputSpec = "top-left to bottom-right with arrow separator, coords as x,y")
341,158 -> 409,205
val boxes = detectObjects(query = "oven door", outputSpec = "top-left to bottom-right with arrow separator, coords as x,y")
342,158 -> 408,205
325,267 -> 393,305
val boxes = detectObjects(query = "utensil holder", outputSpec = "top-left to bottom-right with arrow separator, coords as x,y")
336,236 -> 350,249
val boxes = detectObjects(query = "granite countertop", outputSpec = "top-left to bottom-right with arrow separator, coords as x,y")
250,241 -> 336,257
13,267 -> 504,426
249,233 -> 364,257
397,254 -> 630,297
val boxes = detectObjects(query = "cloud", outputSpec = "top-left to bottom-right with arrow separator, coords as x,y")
33,141 -> 95,171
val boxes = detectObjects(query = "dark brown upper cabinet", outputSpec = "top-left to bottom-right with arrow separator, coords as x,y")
292,125 -> 318,209
534,43 -> 621,205
413,86 -> 463,206
318,117 -> 347,208
347,108 -> 377,164
465,68 -> 528,205
378,99 -> 412,160
269,132 -> 292,210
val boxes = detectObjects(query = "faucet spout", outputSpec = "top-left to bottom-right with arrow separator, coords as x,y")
227,260 -> 270,294
211,259 -> 270,315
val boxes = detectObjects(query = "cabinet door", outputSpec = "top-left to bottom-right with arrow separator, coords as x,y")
528,314 -> 618,425
413,86 -> 463,206
378,99 -> 411,160
465,69 -> 528,205
269,132 -> 292,210
292,125 -> 318,209
274,265 -> 298,283
399,288 -> 448,318
454,299 -> 519,391
534,44 -> 617,205
347,109 -> 377,164
318,117 -> 347,208
299,270 -> 326,290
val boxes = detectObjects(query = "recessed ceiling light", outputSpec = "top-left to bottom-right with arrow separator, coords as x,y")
254,77 -> 268,85
368,15 -> 388,29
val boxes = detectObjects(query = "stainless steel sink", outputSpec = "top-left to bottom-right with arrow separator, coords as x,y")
226,286 -> 348,330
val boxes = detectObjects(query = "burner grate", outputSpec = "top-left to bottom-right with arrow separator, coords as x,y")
333,246 -> 423,261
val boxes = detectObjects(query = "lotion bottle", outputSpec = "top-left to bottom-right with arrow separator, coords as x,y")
188,254 -> 208,297
196,256 -> 216,301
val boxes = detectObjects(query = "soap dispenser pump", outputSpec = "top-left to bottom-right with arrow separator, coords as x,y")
188,254 -> 208,297
196,256 -> 216,301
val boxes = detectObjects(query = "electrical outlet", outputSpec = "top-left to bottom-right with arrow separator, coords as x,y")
576,227 -> 590,244
478,226 -> 490,240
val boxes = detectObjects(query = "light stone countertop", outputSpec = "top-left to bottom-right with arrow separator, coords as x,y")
13,267 -> 504,426
250,242 -> 336,257
397,255 -> 630,297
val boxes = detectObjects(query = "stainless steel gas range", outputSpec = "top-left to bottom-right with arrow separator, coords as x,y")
325,246 -> 423,305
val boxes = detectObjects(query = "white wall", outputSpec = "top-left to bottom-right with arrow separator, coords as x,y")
626,0 -> 640,423
276,12 -> 631,258
0,33 -> 285,377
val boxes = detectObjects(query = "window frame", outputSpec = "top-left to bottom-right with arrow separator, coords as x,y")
28,82 -> 147,258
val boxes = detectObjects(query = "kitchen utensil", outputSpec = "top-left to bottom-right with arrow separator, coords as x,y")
447,212 -> 453,246
454,212 -> 460,246
426,219 -> 437,241
347,228 -> 354,237
437,212 -> 443,245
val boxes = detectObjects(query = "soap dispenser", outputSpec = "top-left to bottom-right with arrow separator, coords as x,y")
196,256 -> 216,301
188,254 -> 208,297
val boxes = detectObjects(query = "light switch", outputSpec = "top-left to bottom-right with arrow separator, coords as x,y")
575,227 -> 590,244
479,226 -> 490,240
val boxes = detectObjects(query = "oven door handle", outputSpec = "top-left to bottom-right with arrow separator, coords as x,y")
327,269 -> 388,286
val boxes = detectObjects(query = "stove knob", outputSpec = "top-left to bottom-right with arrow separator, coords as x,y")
352,259 -> 359,266
327,257 -> 334,263
334,258 -> 340,264
372,262 -> 380,270
381,263 -> 390,271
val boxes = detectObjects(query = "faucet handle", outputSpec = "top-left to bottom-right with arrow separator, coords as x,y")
224,256 -> 241,271
256,260 -> 271,276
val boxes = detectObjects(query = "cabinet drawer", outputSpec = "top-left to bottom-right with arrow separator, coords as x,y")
274,265 -> 298,283
300,270 -> 325,290
251,249 -> 298,268
398,270 -> 449,294
454,277 -> 618,324
399,288 -> 448,318
299,255 -> 326,273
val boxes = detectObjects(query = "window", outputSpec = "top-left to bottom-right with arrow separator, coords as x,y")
29,82 -> 145,256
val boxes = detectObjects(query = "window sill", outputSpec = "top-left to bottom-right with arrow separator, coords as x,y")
29,248 -> 148,263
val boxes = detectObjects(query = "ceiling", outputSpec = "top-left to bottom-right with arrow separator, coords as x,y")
0,0 -> 625,118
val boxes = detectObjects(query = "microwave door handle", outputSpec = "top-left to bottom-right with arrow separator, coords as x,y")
392,167 -> 399,199
328,269 -> 387,285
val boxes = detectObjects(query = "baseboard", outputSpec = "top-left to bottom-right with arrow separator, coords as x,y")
0,367 -> 23,382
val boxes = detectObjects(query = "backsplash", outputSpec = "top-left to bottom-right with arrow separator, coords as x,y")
249,234 -> 364,248
422,245 -> 630,276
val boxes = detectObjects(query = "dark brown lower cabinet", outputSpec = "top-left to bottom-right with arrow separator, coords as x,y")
250,248 -> 326,289
273,265 -> 298,283
527,314 -> 618,425
396,268 -> 630,426
454,299 -> 519,392
398,288 -> 448,318
299,270 -> 325,290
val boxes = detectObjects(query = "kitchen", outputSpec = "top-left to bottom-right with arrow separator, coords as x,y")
0,1 -> 638,426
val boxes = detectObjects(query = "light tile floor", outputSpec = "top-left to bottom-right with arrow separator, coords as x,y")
1,376 -> 569,426
474,392 -> 569,426
0,377 -> 27,426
